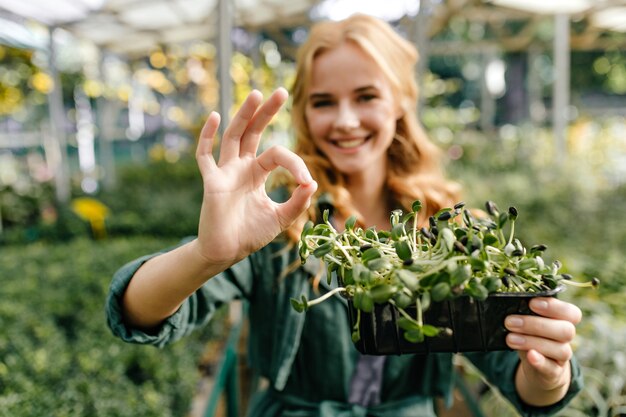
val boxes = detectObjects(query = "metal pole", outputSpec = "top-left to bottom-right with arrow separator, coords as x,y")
48,25 -> 71,203
480,51 -> 496,132
217,0 -> 233,138
96,49 -> 117,190
552,14 -> 570,165
527,44 -> 544,127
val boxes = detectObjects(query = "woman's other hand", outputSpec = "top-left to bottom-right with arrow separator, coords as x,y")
505,297 -> 582,406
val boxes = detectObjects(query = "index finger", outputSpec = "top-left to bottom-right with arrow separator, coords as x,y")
239,88 -> 289,157
218,90 -> 263,164
529,297 -> 582,325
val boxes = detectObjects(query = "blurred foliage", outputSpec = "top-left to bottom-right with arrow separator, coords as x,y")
440,119 -> 626,318
440,119 -> 626,417
0,157 -> 202,244
0,236 -> 226,416
97,157 -> 203,238
0,45 -> 84,123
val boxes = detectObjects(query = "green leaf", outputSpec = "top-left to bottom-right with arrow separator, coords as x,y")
393,291 -> 413,309
345,215 -> 357,231
396,269 -> 419,292
431,282 -> 451,301
469,235 -> 484,251
482,276 -> 503,292
365,228 -> 378,240
361,247 -> 382,263
369,284 -> 395,304
342,267 -> 354,285
311,224 -> 330,238
298,242 -> 309,264
394,241 -> 412,261
353,289 -> 363,310
404,328 -> 424,343
322,209 -> 330,224
467,282 -> 489,301
402,212 -> 415,224
351,263 -> 368,284
518,258 -> 537,270
302,220 -> 314,236
366,258 -> 391,272
441,228 -> 455,252
391,224 -> 405,241
326,263 -> 334,285
420,292 -> 431,311
312,242 -> 333,258
483,233 -> 499,246
462,209 -> 474,227
412,200 -> 423,213
290,297 -> 306,313
470,257 -> 487,272
497,212 -> 509,228
450,264 -> 471,286
422,324 -> 440,337
397,317 -> 419,331
360,292 -> 374,313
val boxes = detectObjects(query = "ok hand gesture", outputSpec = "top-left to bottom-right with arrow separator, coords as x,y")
193,88 -> 317,268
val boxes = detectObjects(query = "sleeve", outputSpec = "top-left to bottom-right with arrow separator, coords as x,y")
464,351 -> 584,417
105,239 -> 257,348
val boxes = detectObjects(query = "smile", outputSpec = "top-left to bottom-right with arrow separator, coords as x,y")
330,136 -> 370,149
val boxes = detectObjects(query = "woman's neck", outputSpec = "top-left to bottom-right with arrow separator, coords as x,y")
344,172 -> 392,230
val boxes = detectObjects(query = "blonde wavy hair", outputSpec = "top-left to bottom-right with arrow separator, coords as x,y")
278,13 -> 461,243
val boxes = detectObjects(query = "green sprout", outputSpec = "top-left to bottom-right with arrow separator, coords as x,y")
291,200 -> 599,343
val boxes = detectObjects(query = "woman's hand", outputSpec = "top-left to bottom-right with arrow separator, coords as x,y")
194,88 -> 317,267
505,297 -> 582,406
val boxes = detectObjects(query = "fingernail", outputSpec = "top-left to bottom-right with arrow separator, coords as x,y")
534,300 -> 549,311
506,317 -> 523,329
300,170 -> 313,184
508,334 -> 525,346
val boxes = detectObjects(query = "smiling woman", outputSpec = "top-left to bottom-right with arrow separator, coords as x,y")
106,13 -> 584,417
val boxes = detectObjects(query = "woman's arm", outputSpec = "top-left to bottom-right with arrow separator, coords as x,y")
505,297 -> 583,407
122,88 -> 317,330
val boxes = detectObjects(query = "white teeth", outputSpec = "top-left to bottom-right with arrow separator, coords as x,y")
334,138 -> 365,148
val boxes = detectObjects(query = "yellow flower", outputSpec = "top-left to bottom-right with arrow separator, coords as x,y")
71,197 -> 110,239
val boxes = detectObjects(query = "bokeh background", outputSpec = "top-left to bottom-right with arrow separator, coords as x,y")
1,1 -> 625,416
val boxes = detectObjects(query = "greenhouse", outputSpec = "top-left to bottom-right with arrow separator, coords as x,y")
1,0 -> 625,416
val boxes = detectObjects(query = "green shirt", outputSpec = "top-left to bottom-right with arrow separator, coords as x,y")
106,212 -> 583,417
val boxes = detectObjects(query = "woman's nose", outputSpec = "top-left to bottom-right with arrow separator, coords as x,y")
333,102 -> 359,130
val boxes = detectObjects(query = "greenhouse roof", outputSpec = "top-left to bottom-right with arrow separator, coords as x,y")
0,0 -> 625,55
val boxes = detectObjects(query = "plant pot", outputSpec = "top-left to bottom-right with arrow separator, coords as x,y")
347,285 -> 565,355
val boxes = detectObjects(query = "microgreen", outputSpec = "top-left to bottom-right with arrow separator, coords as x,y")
292,200 -> 599,343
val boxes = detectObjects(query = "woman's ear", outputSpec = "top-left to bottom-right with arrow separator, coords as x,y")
395,99 -> 407,121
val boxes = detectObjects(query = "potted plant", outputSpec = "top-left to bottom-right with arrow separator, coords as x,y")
291,201 -> 598,355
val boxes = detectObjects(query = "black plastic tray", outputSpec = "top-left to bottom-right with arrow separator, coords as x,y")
348,286 -> 564,355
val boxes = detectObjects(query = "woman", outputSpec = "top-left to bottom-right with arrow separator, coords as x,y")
107,14 -> 583,416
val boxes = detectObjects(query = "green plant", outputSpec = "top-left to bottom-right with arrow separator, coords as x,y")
0,237 -> 226,417
292,201 -> 598,344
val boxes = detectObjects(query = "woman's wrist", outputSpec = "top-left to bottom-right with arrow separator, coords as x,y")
515,358 -> 571,407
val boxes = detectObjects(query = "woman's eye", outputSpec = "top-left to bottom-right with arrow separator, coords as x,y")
311,100 -> 333,108
358,94 -> 377,102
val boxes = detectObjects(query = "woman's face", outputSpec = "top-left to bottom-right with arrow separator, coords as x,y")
304,41 -> 401,179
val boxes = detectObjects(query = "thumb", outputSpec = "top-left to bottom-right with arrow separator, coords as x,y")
276,181 -> 317,229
